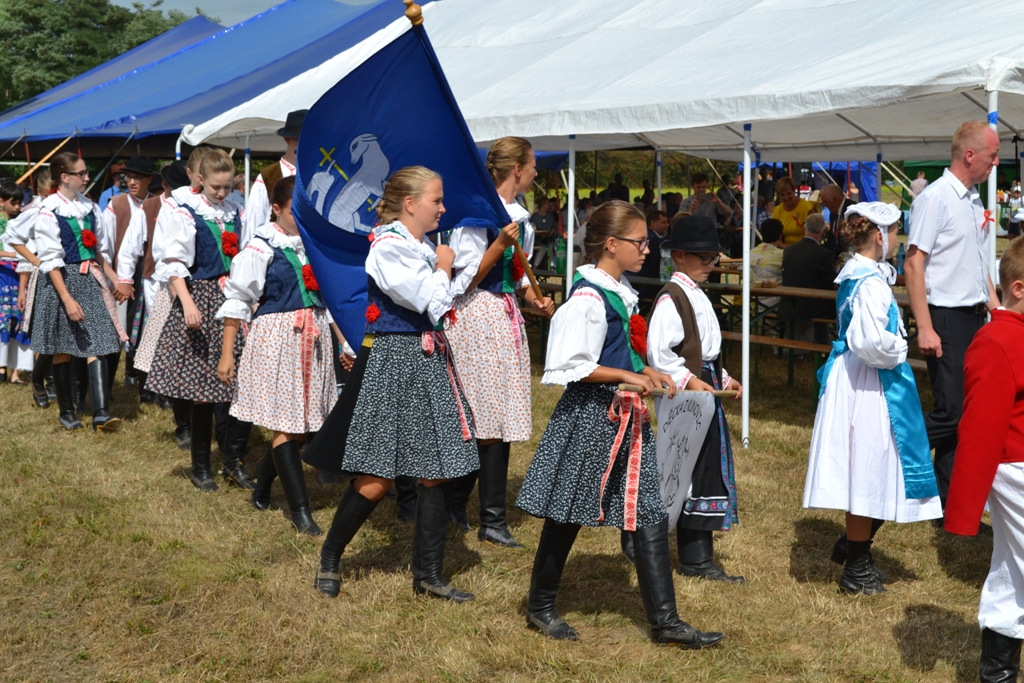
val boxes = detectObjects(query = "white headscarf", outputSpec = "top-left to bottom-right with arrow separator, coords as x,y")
844,201 -> 901,284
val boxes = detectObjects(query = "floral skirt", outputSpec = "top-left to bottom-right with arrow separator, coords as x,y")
133,283 -> 172,374
0,262 -> 28,345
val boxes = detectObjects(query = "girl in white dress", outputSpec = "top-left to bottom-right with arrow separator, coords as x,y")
803,202 -> 942,595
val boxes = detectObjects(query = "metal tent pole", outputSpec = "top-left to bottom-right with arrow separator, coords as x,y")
989,90 -> 999,275
656,149 -> 662,208
742,123 -> 752,448
566,135 -> 576,297
244,134 -> 252,205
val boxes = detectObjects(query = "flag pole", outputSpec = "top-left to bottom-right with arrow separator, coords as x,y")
404,0 -> 423,25
513,241 -> 545,301
16,135 -> 73,184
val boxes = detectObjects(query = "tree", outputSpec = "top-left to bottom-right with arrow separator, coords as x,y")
0,0 -> 193,112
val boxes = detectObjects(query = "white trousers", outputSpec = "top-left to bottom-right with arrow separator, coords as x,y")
980,462 -> 1024,639
0,339 -> 33,371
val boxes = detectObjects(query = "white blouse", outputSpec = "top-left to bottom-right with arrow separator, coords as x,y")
242,157 -> 294,248
542,264 -> 640,385
3,200 -> 40,272
448,197 -> 534,297
367,221 -> 453,327
215,222 -> 310,323
35,192 -> 105,273
152,193 -> 244,283
647,271 -> 730,389
838,253 -> 908,370
99,193 -> 145,267
115,205 -> 151,284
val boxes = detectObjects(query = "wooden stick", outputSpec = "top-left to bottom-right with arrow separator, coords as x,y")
403,0 -> 423,25
618,383 -> 738,398
514,239 -> 545,301
17,135 -> 72,184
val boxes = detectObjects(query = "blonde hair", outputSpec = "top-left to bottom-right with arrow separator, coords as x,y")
1000,237 -> 1024,294
187,145 -> 215,174
952,120 -> 991,160
376,166 -> 441,224
198,149 -> 234,178
581,200 -> 645,264
486,136 -> 532,186
35,169 -> 53,195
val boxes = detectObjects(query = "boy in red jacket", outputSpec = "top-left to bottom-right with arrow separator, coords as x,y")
945,237 -> 1024,683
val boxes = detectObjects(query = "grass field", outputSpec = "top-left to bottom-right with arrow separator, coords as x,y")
0,348 -> 994,682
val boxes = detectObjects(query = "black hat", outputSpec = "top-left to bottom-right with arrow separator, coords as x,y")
276,109 -> 308,138
663,214 -> 724,254
122,154 -> 155,176
147,176 -> 164,194
160,160 -> 189,191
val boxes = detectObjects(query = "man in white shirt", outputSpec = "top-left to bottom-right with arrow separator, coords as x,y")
905,120 -> 1001,512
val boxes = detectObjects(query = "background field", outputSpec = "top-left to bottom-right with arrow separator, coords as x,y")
0,350 -> 992,682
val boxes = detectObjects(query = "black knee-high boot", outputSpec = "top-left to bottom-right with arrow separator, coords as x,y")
981,628 -> 1023,683
31,354 -> 52,408
676,527 -> 744,583
449,470 -> 476,531
394,475 -> 417,523
52,361 -> 83,430
189,402 -> 218,492
477,442 -> 522,548
271,440 -> 319,535
838,539 -> 886,595
104,351 -> 120,395
213,402 -> 230,453
251,446 -> 276,511
631,519 -> 725,647
221,417 -> 254,489
830,519 -> 886,582
412,481 -> 473,602
526,518 -> 581,640
172,398 -> 191,450
71,356 -> 89,414
315,482 -> 381,597
88,357 -> 121,433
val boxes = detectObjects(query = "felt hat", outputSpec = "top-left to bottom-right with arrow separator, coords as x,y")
276,110 -> 308,138
160,160 -> 189,190
663,214 -> 725,253
122,155 -> 155,176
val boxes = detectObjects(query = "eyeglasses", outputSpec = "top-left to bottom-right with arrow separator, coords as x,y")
64,170 -> 89,178
616,236 -> 650,252
688,253 -> 720,265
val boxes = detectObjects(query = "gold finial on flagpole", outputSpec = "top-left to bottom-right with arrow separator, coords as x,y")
403,0 -> 424,26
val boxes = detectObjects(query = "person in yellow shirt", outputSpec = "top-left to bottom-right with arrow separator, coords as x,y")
772,176 -> 819,245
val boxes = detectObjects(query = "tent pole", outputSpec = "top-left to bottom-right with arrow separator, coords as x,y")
16,135 -> 73,185
876,152 -> 883,203
753,150 -> 761,228
244,134 -> 251,206
656,149 -> 662,209
175,134 -> 183,161
566,135 -> 576,298
989,90 -> 999,275
741,123 -> 752,449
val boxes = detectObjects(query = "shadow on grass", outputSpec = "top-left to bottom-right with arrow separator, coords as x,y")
932,527 -> 992,588
789,517 -> 917,584
892,604 -> 979,682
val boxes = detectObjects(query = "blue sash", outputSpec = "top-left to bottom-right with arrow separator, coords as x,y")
817,272 -> 939,500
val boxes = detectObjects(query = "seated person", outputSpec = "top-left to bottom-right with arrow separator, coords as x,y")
636,209 -> 670,309
781,213 -> 835,345
751,218 -> 785,311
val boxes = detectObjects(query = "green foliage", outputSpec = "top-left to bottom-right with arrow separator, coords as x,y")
0,0 -> 194,111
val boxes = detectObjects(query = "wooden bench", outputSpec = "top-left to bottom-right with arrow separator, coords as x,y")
722,331 -> 831,388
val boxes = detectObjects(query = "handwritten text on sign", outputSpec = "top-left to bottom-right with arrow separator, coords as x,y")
656,392 -> 715,529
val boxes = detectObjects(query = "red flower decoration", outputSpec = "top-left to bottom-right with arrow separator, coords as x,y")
302,264 -> 319,292
80,229 -> 97,249
629,314 -> 648,358
510,252 -> 525,282
365,303 -> 381,323
367,232 -> 375,242
221,231 -> 239,258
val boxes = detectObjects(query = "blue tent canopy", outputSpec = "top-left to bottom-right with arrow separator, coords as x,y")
0,15 -> 223,133
741,161 -> 878,202
0,0 -> 416,143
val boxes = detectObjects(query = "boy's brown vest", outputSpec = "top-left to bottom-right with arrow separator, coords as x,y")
652,280 -> 703,378
259,161 -> 284,197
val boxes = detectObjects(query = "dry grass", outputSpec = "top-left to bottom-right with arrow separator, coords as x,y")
0,347 -> 992,682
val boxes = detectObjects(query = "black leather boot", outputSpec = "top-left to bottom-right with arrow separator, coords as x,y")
980,628 -> 1023,683
526,518 -> 581,640
136,371 -> 157,404
171,398 -> 191,450
189,402 -> 218,492
45,365 -> 57,401
621,530 -> 635,565
52,361 -> 83,430
394,475 -> 417,524
104,351 -> 120,395
214,402 -> 230,454
838,540 -> 886,595
412,481 -> 473,602
251,446 -> 276,511
72,357 -> 89,414
221,416 -> 255,489
632,519 -> 725,648
271,440 -> 319,535
830,519 -> 886,582
477,442 -> 522,548
31,354 -> 52,408
449,470 -> 476,531
88,357 -> 121,432
677,527 -> 744,583
315,483 -> 380,597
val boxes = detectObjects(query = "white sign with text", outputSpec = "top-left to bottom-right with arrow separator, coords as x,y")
656,392 -> 716,529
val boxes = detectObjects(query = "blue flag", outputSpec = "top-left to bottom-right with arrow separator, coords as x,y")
294,24 -> 510,349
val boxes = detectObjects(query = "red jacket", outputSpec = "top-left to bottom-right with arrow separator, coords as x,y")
945,309 -> 1024,535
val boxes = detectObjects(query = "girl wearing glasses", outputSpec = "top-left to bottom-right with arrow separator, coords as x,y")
30,152 -> 126,432
445,136 -> 554,548
646,214 -> 744,583
515,200 -> 722,648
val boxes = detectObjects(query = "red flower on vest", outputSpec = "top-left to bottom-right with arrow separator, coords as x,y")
629,314 -> 648,358
80,229 -> 97,249
365,303 -> 381,323
221,231 -> 239,258
510,252 -> 524,282
301,264 -> 319,291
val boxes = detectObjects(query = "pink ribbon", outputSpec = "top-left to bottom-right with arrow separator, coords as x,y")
598,390 -> 650,531
294,308 -> 317,416
83,261 -> 128,343
501,292 -> 526,358
422,330 -> 473,441
22,267 -> 38,335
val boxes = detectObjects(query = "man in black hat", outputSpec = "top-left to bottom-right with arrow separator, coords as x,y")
242,109 -> 306,246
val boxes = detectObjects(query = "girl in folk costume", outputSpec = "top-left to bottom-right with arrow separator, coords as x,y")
0,180 -> 32,384
7,170 -> 56,407
216,177 -> 336,535
803,202 -> 941,596
30,153 -> 127,431
446,136 -> 555,547
515,201 -> 723,648
146,149 -> 254,493
304,167 -> 479,602
646,214 -> 744,583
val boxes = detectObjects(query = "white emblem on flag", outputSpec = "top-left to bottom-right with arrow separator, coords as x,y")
307,133 -> 390,234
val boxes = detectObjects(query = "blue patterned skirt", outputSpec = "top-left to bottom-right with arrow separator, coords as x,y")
0,262 -> 28,345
